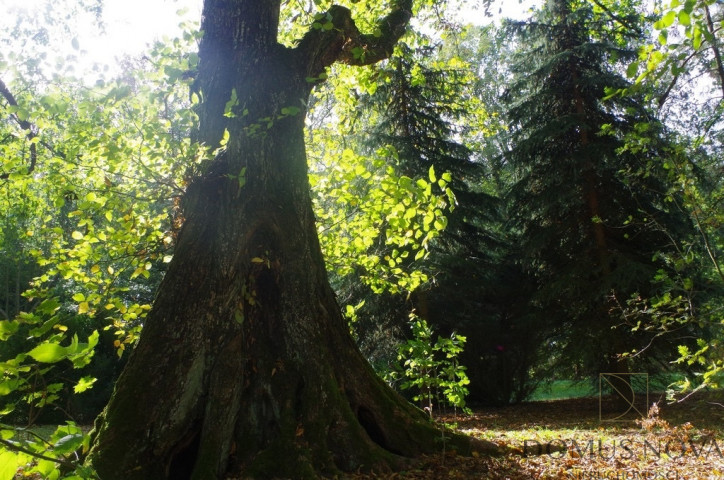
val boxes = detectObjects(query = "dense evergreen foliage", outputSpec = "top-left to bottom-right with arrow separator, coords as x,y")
502,0 -> 696,380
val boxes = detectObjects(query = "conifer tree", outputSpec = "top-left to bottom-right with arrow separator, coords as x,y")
503,0 -> 692,380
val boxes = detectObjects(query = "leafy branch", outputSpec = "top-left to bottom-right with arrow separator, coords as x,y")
0,77 -> 37,179
0,437 -> 76,470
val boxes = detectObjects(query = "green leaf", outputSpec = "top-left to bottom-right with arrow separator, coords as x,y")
398,176 -> 413,190
661,10 -> 676,29
68,331 -> 99,368
28,343 -> 67,363
223,88 -> 238,118
53,432 -> 85,455
78,301 -> 90,314
658,31 -> 668,45
0,320 -> 19,341
0,378 -> 23,396
0,450 -> 20,480
33,458 -> 59,479
693,26 -> 703,49
654,10 -> 676,30
434,216 -> 447,231
164,66 -> 184,81
237,166 -> 247,188
626,61 -> 639,79
678,10 -> 690,26
280,106 -> 301,116
73,376 -> 97,393
14,107 -> 29,122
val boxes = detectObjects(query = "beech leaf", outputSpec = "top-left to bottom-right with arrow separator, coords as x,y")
28,343 -> 67,363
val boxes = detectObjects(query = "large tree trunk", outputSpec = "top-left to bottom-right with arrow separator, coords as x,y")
85,1 -> 496,478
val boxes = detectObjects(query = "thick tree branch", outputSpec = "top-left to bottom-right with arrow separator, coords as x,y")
0,77 -> 37,179
295,0 -> 413,79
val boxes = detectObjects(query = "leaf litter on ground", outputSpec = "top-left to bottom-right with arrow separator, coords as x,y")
343,391 -> 724,479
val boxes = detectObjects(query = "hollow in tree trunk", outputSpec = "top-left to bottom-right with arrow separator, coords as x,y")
85,1 -> 497,478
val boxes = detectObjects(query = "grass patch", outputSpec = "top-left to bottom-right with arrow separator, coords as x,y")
529,380 -> 595,401
529,374 -> 692,402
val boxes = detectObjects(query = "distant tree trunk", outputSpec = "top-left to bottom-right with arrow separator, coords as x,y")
86,1 -> 496,478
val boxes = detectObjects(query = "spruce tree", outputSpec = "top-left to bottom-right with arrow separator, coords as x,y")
504,0 -> 692,381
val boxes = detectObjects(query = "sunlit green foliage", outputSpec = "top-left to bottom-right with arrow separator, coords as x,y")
0,12 -> 203,474
388,313 -> 471,416
311,145 -> 453,294
0,422 -> 97,480
307,37 -> 489,404
613,0 -> 724,395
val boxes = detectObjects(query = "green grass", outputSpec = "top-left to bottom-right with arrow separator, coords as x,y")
529,380 -> 595,401
529,374 -> 696,402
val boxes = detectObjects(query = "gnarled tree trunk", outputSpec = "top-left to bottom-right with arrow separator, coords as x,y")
85,1 -> 496,478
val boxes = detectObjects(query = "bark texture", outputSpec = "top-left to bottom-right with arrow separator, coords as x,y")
86,1 -> 497,478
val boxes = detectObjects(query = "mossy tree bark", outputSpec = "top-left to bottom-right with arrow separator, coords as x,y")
86,1 -> 497,478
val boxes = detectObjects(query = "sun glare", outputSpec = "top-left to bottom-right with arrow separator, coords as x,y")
1,0 -> 539,81
1,0 -> 201,81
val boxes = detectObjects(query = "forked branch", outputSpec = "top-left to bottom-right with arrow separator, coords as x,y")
296,0 -> 413,78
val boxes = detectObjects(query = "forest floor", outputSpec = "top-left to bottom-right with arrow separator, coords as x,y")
350,391 -> 724,479
11,391 -> 723,479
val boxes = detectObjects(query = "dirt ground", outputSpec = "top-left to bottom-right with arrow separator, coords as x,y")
347,391 -> 724,479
